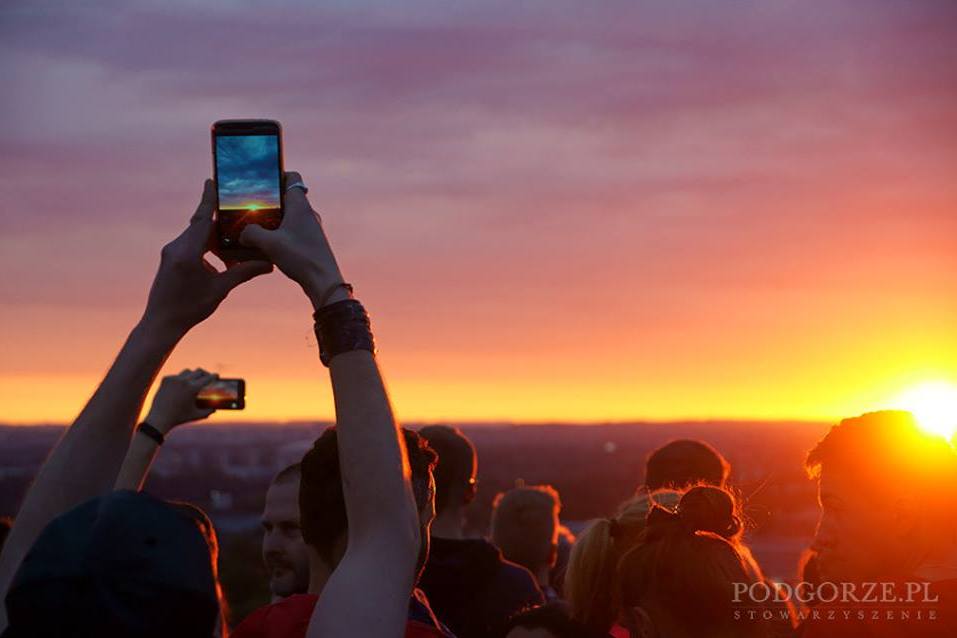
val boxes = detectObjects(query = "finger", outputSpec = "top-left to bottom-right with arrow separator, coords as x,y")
190,371 -> 217,388
186,368 -> 209,382
282,171 -> 312,221
183,179 -> 217,255
217,260 -> 274,294
195,408 -> 216,421
177,369 -> 192,378
238,223 -> 278,252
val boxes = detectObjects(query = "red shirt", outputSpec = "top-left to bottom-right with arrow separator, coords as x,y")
232,592 -> 451,638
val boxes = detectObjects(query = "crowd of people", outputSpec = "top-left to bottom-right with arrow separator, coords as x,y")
0,172 -> 956,638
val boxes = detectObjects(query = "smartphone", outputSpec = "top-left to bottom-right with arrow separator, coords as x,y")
196,378 -> 246,410
211,119 -> 284,261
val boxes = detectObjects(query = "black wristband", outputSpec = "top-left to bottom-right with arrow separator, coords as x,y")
313,299 -> 376,367
137,422 -> 165,446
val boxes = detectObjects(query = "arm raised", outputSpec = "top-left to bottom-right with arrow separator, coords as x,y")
0,181 -> 271,628
241,172 -> 420,638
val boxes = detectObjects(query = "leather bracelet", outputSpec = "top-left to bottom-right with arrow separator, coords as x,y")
317,281 -> 354,309
137,421 -> 165,446
313,299 -> 376,367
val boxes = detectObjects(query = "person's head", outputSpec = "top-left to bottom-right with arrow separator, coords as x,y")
418,425 -> 477,521
806,410 -> 957,582
565,490 -> 681,634
261,462 -> 310,599
491,485 -> 562,581
300,426 -> 438,581
504,603 -> 603,638
618,486 -> 766,638
4,491 -> 226,637
644,439 -> 730,491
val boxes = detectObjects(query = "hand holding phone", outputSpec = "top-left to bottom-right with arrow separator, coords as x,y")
238,170 -> 348,310
145,369 -> 221,434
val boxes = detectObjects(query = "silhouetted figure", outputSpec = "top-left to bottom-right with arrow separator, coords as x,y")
491,485 -> 562,601
617,486 -> 791,638
565,491 -> 681,635
418,425 -> 543,638
262,463 -> 310,600
232,428 -> 452,638
4,491 -> 223,637
801,411 -> 957,637
643,438 -> 730,491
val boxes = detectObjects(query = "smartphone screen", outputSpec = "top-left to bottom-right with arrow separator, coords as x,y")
212,120 -> 284,255
196,378 -> 246,410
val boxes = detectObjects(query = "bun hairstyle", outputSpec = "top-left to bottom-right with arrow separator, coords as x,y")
618,485 -> 789,638
646,485 -> 743,542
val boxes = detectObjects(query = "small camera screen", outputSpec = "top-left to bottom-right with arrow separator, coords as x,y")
215,134 -> 282,246
197,379 -> 243,409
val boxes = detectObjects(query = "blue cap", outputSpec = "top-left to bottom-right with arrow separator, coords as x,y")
3,490 -> 219,637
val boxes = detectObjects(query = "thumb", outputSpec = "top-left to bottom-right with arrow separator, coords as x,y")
217,260 -> 274,293
238,223 -> 278,252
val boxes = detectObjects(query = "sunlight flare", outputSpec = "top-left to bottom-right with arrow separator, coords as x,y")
891,381 -> 957,440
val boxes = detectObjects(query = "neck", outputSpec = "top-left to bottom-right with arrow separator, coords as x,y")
431,508 -> 465,539
307,552 -> 333,596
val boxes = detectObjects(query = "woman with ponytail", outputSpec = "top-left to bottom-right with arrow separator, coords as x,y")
615,485 -> 794,638
565,491 -> 681,636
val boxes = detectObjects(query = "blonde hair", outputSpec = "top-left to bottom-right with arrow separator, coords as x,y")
565,490 -> 680,634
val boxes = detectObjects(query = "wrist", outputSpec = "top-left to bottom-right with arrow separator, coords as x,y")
303,273 -> 350,311
134,314 -> 188,348
143,413 -> 174,435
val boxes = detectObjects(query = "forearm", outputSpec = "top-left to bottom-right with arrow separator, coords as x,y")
114,432 -> 161,492
0,318 -> 179,610
329,350 -> 420,547
307,352 -> 417,638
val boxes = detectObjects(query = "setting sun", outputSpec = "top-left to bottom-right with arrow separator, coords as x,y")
891,382 -> 957,440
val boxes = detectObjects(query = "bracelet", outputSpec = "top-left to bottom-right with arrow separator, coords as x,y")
137,421 -> 165,446
313,299 -> 376,367
317,281 -> 354,309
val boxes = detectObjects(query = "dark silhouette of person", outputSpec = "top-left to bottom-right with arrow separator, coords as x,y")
417,425 -> 543,638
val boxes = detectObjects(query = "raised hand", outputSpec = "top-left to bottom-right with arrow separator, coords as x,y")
144,369 -> 219,434
143,180 -> 274,336
238,171 -> 349,310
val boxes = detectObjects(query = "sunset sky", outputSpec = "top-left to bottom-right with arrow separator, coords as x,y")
1,0 -> 955,425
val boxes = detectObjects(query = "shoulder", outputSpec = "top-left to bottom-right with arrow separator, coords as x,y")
232,595 -> 319,638
496,558 -> 545,604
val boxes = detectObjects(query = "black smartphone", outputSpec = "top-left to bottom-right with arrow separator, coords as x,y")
196,378 -> 246,410
211,119 -> 284,261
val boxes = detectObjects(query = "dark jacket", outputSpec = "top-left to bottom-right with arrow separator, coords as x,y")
419,537 -> 544,638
